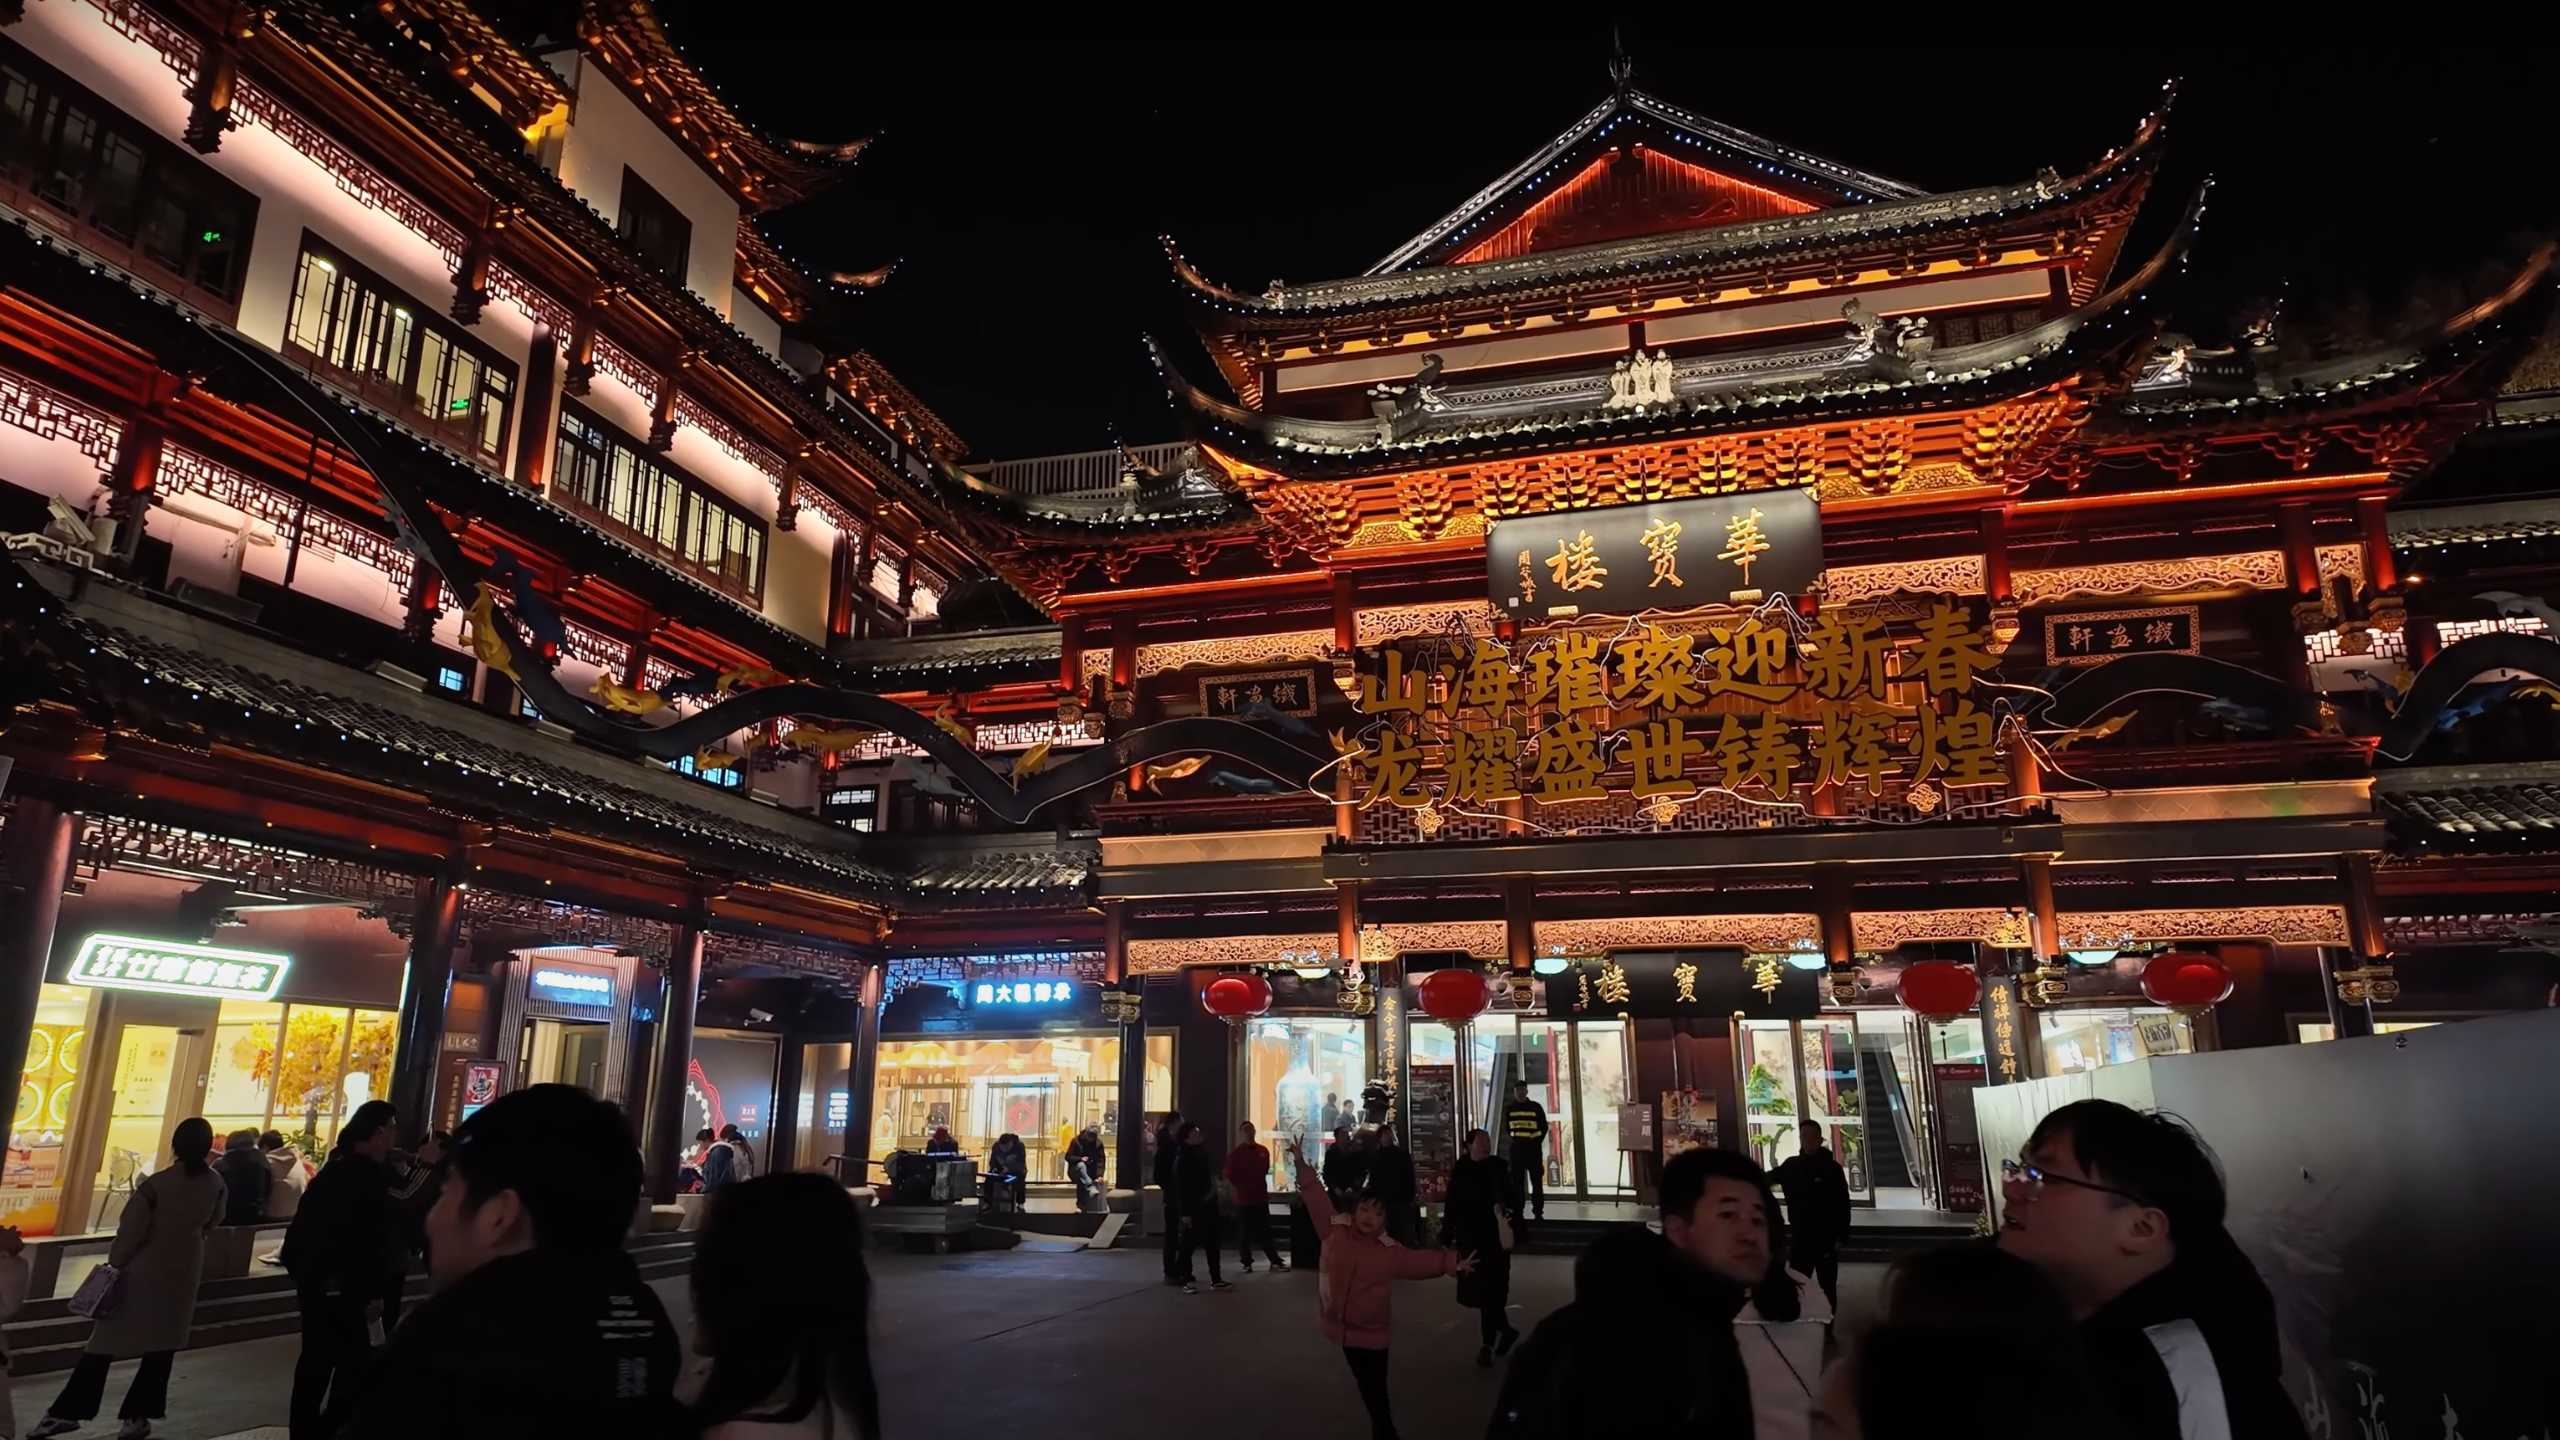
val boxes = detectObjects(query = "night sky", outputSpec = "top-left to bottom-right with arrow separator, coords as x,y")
649,24 -> 2553,463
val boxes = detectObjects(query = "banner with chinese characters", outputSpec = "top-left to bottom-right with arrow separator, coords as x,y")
1487,488 -> 1822,620
1343,591 -> 2007,827
1200,668 -> 1320,718
2044,605 -> 2198,667
1539,950 -> 1819,1021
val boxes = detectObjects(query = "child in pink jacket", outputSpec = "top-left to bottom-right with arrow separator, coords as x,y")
1289,1139 -> 1475,1440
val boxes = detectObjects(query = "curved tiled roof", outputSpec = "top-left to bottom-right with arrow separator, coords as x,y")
1170,84 -> 2170,326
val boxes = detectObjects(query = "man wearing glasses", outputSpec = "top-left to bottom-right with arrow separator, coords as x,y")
1997,1099 -> 2307,1440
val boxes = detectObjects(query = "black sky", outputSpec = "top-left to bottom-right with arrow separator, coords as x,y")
647,25 -> 2554,462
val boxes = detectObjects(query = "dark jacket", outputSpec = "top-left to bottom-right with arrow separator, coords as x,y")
1446,1153 -> 1512,1308
1366,1142 -> 1417,1207
1502,1097 -> 1550,1146
2082,1232 -> 2308,1440
1064,1132 -> 1106,1180
697,1141 -> 737,1192
1489,1226 -> 1754,1440
1152,1124 -> 1183,1213
279,1150 -> 399,1301
1321,1139 -> 1369,1196
330,1248 -> 688,1439
1173,1143 -> 1218,1215
989,1137 -> 1028,1180
1770,1145 -> 1853,1247
217,1141 -> 270,1226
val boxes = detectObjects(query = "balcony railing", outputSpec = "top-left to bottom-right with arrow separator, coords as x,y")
969,442 -> 1194,498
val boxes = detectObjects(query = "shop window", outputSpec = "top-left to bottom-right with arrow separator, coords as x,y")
435,665 -> 468,694
0,39 -> 257,312
553,405 -> 766,602
870,1035 -> 1122,1183
1143,1029 -> 1175,1113
282,235 -> 517,465
2037,1007 -> 2193,1076
1242,1016 -> 1366,1193
2,984 -> 92,1237
615,168 -> 691,287
200,1000 -> 398,1156
1573,1020 -> 1633,1194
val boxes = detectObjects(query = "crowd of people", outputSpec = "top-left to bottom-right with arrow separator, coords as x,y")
5,1085 -> 2305,1440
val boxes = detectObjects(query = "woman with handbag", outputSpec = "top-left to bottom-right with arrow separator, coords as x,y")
1444,1128 -> 1520,1368
28,1117 -> 225,1439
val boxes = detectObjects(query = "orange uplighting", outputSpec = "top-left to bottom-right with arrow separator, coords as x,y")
1453,146 -> 1819,266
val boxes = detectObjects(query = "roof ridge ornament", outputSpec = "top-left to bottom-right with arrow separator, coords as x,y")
1608,26 -> 1634,96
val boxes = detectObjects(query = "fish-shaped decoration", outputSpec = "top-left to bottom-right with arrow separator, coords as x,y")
1011,741 -> 1054,779
463,588 -> 518,683
2051,711 -> 2134,751
1142,755 -> 1207,791
931,703 -> 975,746
692,748 -> 739,777
590,675 -> 667,715
785,726 -> 871,753
718,664 -> 782,694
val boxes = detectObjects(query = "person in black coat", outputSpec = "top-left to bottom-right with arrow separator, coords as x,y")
1171,1122 -> 1228,1293
1769,1119 -> 1854,1309
987,1132 -> 1028,1209
1445,1129 -> 1518,1365
1064,1126 -> 1107,1212
1367,1125 -> 1419,1246
1153,1110 -> 1186,1284
1491,1147 -> 1791,1439
217,1127 -> 271,1226
1321,1124 -> 1369,1196
279,1101 -> 403,1440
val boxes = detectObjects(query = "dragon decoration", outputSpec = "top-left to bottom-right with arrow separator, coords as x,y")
10,223 -> 2560,830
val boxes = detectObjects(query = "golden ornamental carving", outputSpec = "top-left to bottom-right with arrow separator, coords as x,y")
1376,921 -> 1506,959
1128,629 -> 1335,680
1852,909 -> 2025,950
1355,602 -> 1502,647
2057,906 -> 2348,946
1538,914 -> 1823,956
1815,462 -> 1978,504
1824,555 -> 1987,604
2013,551 -> 2286,605
1174,539 -> 1222,576
1098,547 -> 1140,585
1125,932 -> 1334,975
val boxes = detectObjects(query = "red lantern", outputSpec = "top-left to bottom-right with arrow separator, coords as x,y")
1899,960 -> 1982,1024
1202,973 -> 1273,1026
2140,951 -> 2234,1013
1416,968 -> 1490,1024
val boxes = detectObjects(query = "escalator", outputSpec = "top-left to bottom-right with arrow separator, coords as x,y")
1857,1041 -> 1916,1190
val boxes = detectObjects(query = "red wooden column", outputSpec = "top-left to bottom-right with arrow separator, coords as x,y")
387,872 -> 462,1146
106,370 -> 185,568
513,326 -> 560,492
645,920 -> 705,1203
0,800 -> 75,1111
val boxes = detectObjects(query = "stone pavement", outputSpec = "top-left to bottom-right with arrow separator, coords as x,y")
14,1247 -> 1886,1439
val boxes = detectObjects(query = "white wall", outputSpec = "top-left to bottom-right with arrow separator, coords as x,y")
733,294 -> 783,361
15,8 -> 539,396
543,51 -> 739,320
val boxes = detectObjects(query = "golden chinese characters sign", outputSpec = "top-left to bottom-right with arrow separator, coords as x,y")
1541,950 -> 1819,1020
1488,489 -> 1823,619
1340,594 -> 2005,827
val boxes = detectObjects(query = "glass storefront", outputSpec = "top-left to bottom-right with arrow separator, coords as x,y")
1245,1015 -> 1365,1193
2037,1006 -> 2196,1075
1409,1013 -> 1635,1201
1741,1016 -> 1880,1200
202,999 -> 399,1154
870,1033 -> 1133,1182
3,984 -> 89,1236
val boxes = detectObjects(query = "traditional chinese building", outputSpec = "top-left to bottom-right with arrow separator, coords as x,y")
940,75 -> 2560,1211
0,0 -> 1108,1242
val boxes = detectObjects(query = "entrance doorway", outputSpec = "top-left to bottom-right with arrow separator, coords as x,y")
521,1020 -> 612,1093
91,1021 -> 194,1231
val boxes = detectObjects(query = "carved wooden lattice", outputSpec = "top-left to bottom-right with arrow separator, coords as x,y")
0,368 -> 121,474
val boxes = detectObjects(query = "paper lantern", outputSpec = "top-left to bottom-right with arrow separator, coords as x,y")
1899,960 -> 1982,1024
1416,968 -> 1489,1024
1202,973 -> 1272,1025
2140,951 -> 2234,1013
